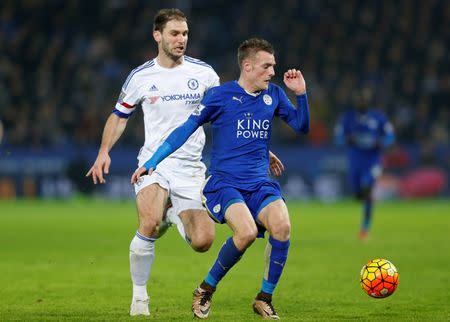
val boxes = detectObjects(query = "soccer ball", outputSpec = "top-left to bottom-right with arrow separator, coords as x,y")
360,258 -> 399,298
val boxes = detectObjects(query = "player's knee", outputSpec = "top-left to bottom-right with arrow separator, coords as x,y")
270,221 -> 291,240
139,217 -> 159,237
235,226 -> 258,249
190,231 -> 215,253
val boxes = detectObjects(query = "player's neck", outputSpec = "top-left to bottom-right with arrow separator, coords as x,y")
156,54 -> 183,69
237,78 -> 260,95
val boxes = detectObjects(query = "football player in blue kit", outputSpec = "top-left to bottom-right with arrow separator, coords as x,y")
334,87 -> 395,240
131,38 -> 310,320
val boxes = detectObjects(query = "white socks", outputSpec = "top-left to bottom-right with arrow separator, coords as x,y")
130,233 -> 155,299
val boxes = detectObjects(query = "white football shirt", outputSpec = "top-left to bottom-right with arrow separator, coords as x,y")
114,56 -> 220,165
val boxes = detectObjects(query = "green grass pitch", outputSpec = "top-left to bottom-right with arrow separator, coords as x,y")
0,199 -> 449,321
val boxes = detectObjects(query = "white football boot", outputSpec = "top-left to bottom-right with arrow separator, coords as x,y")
130,297 -> 150,316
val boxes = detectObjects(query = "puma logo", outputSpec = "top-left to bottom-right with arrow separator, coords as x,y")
273,260 -> 284,267
232,96 -> 243,103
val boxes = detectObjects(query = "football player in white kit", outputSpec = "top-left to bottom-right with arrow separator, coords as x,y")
86,8 -> 285,316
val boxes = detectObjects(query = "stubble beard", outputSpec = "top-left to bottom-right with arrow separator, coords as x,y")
162,42 -> 184,63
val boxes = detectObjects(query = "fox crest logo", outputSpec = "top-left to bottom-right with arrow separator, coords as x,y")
213,204 -> 221,213
263,94 -> 272,105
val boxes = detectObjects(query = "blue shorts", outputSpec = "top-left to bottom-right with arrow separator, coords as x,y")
201,175 -> 283,236
349,161 -> 382,193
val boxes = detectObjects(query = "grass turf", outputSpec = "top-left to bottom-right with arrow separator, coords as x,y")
0,198 -> 449,321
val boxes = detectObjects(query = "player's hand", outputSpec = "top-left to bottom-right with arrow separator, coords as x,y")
283,69 -> 306,95
269,151 -> 285,177
131,166 -> 153,184
85,152 -> 111,184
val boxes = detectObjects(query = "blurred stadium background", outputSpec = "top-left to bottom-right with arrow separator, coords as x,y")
1,2 -> 449,321
0,0 -> 448,200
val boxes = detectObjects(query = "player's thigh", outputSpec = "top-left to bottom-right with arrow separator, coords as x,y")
225,203 -> 258,241
257,199 -> 290,240
202,176 -> 244,223
180,208 -> 215,239
135,182 -> 168,228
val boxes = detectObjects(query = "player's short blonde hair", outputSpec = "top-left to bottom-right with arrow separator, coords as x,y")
153,8 -> 187,32
237,38 -> 275,69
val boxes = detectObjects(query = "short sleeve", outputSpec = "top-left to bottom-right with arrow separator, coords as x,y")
113,75 -> 142,118
209,70 -> 220,88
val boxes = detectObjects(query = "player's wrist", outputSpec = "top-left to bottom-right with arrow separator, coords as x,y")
143,159 -> 156,171
98,146 -> 110,155
295,92 -> 308,105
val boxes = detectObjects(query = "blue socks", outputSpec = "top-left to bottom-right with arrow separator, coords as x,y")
261,236 -> 290,294
362,199 -> 373,231
204,236 -> 290,296
205,237 -> 244,287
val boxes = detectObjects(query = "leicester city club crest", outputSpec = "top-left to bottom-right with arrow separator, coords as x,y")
213,204 -> 221,213
263,94 -> 272,105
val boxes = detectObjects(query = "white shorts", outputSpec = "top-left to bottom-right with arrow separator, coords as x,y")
134,157 -> 206,213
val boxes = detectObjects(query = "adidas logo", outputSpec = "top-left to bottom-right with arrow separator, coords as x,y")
149,85 -> 158,91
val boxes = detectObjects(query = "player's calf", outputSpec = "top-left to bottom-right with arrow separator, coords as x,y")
179,209 -> 215,252
189,225 -> 215,252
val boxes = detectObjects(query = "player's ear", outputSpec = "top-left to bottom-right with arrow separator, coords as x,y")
242,59 -> 252,73
153,30 -> 161,43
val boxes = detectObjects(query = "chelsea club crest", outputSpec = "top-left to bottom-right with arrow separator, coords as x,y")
188,78 -> 199,90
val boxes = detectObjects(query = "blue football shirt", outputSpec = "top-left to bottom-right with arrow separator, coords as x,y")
335,109 -> 394,163
188,81 -> 309,188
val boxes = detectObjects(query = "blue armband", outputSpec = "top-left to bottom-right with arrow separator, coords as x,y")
142,118 -> 200,170
143,142 -> 173,170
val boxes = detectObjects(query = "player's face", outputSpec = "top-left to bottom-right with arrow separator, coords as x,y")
249,51 -> 275,91
158,20 -> 188,61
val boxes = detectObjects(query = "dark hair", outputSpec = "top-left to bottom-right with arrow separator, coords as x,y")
237,38 -> 275,67
153,8 -> 187,32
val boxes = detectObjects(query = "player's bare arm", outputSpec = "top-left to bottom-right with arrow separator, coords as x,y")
86,113 -> 128,184
283,69 -> 306,95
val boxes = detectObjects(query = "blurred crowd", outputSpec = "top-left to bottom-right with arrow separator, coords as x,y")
0,0 -> 448,148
